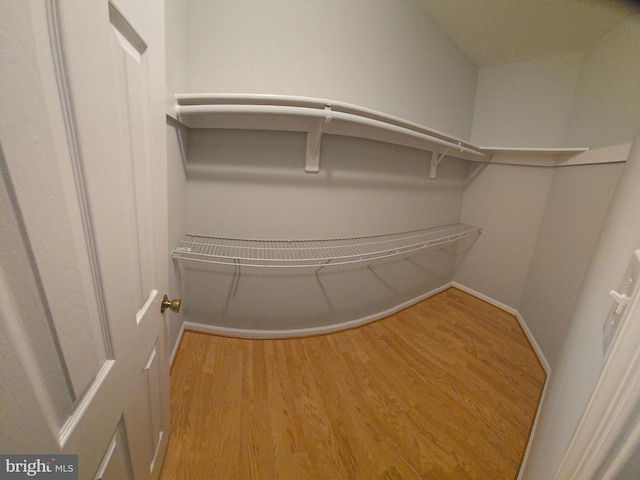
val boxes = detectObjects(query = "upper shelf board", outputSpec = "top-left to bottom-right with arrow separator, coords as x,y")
173,94 -> 627,172
480,144 -> 630,167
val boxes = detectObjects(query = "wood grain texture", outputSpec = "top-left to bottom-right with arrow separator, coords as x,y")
160,288 -> 545,479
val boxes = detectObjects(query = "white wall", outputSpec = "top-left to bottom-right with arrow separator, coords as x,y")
562,16 -> 640,148
186,0 -> 477,139
454,163 -> 553,309
457,53 -> 584,312
470,53 -> 584,147
518,164 -> 623,367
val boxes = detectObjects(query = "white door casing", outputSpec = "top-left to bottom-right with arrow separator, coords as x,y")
0,1 -> 170,479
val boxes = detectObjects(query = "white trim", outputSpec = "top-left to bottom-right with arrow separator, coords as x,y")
518,374 -> 551,480
169,321 -> 186,368
174,282 -> 551,370
451,282 -> 551,374
181,282 -> 453,340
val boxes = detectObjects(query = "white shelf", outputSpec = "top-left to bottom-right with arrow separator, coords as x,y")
171,223 -> 482,268
174,93 -> 488,174
478,144 -> 632,167
480,147 -> 590,153
172,93 -> 631,171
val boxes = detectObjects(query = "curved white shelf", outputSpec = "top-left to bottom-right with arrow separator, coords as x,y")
171,224 -> 482,336
171,223 -> 481,269
171,93 -> 631,171
175,93 -> 483,155
175,93 -> 488,174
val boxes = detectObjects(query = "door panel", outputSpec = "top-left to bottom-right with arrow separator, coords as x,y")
143,339 -> 164,464
109,1 -> 156,308
0,173 -> 76,428
0,0 -> 169,478
95,421 -> 134,480
124,332 -> 166,479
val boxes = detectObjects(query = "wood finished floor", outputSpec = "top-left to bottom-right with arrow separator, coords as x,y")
160,288 -> 546,480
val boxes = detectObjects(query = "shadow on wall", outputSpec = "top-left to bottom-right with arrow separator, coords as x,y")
182,129 -> 469,240
184,129 -> 463,191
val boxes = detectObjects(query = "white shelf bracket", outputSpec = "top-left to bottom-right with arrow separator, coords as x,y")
305,104 -> 332,173
429,148 -> 450,179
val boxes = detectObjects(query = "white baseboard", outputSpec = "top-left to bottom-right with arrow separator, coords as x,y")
516,374 -> 551,480
181,282 -> 453,340
169,321 -> 186,368
170,280 -> 550,478
172,282 -> 551,374
451,282 -> 551,374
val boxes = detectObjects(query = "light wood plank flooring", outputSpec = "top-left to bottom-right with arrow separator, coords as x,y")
160,288 -> 545,479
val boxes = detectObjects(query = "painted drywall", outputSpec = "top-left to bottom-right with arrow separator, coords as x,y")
518,164 -> 623,368
186,0 -> 477,139
165,0 -> 189,107
562,16 -> 640,148
523,131 -> 640,479
470,52 -> 584,147
454,163 -> 553,309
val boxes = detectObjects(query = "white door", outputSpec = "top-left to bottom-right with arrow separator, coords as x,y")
0,1 -> 170,479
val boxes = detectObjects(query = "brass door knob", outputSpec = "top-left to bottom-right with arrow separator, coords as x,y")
161,295 -> 181,314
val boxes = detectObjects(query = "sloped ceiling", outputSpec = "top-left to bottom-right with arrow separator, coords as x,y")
416,0 -> 637,67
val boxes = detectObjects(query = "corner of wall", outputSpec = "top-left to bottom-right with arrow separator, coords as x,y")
562,15 -> 640,148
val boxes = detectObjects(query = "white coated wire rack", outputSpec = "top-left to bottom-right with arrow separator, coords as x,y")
171,223 -> 481,268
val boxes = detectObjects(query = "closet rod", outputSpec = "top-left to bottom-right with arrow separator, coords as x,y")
176,93 -> 476,149
175,103 -> 488,159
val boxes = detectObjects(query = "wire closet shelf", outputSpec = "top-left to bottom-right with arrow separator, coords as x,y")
171,223 -> 481,269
